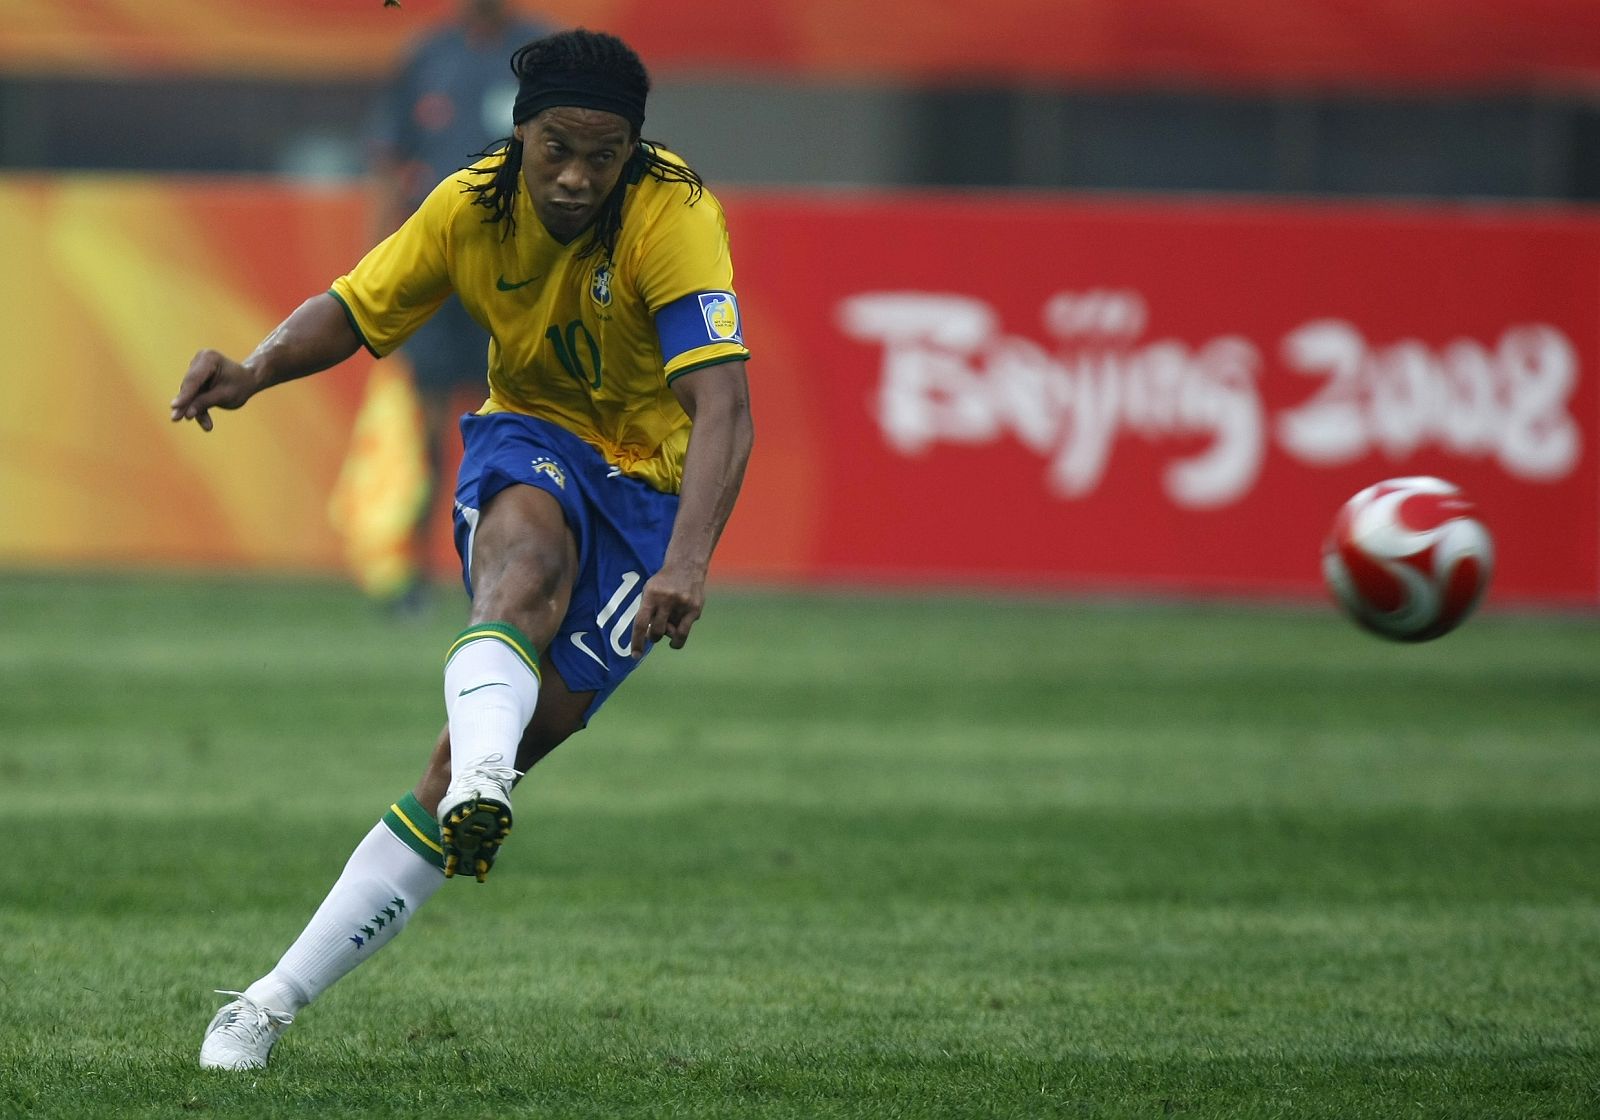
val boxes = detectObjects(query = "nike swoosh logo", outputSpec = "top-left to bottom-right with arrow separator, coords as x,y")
569,632 -> 607,669
496,274 -> 540,291
457,681 -> 510,697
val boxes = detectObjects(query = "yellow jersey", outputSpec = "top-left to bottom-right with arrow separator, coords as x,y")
330,147 -> 749,493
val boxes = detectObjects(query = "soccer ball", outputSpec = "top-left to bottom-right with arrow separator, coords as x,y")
1322,476 -> 1493,642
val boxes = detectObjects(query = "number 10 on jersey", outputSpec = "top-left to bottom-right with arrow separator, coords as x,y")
546,320 -> 602,390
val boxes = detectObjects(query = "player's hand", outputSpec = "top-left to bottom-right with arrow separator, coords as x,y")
170,349 -> 258,432
629,563 -> 706,656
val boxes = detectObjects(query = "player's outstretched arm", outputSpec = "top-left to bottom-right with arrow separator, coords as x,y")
170,293 -> 362,432
630,360 -> 754,656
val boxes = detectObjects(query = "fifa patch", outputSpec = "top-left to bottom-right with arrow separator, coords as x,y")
590,264 -> 613,308
698,292 -> 742,344
530,456 -> 567,489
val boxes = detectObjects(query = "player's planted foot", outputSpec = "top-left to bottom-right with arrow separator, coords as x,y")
438,759 -> 519,882
199,990 -> 294,1070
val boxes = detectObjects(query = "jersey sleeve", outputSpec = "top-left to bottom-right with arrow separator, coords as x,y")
328,174 -> 459,357
635,190 -> 751,379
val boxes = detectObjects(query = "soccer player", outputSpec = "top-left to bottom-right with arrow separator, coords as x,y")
172,29 -> 753,1071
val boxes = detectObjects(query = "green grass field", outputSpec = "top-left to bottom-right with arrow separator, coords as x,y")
2,570 -> 1598,1118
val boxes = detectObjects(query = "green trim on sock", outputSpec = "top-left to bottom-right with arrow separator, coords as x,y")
382,793 -> 444,870
445,622 -> 541,681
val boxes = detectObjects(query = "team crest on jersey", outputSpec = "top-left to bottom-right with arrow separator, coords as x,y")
530,456 -> 566,489
590,263 -> 613,308
698,292 -> 742,343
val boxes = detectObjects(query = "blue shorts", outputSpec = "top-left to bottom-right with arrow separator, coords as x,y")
452,411 -> 679,722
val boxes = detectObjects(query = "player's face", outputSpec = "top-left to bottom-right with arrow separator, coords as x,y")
516,108 -> 638,244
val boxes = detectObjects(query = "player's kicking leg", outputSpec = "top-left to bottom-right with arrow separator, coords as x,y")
202,484 -> 582,1068
434,621 -> 534,882
435,483 -> 578,881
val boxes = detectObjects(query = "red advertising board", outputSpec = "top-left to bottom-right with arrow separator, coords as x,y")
2,179 -> 1594,606
716,194 -> 1600,603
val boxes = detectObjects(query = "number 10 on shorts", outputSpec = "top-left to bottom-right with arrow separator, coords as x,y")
597,571 -> 642,657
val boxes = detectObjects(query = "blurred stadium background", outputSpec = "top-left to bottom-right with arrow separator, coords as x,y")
3,0 -> 1599,599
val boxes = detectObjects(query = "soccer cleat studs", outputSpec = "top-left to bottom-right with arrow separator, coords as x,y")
440,798 -> 512,883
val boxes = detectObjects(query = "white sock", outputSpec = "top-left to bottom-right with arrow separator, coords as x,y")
443,624 -> 540,782
242,804 -> 445,1015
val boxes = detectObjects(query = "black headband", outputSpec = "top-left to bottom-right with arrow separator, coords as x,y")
513,68 -> 646,131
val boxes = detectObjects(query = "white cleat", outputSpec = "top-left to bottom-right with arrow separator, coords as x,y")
438,757 -> 520,883
199,990 -> 294,1070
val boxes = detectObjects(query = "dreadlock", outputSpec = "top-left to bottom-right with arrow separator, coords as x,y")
461,29 -> 704,260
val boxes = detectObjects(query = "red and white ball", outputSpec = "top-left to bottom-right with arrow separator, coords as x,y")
1322,476 -> 1493,642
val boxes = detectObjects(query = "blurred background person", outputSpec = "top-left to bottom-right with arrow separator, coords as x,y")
358,0 -> 552,614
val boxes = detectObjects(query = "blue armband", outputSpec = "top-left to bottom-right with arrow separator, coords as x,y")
655,290 -> 745,363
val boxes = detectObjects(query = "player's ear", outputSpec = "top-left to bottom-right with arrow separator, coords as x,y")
513,123 -> 526,144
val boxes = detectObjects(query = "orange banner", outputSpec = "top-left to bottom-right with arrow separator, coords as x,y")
5,0 -> 1600,87
0,176 -> 374,573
